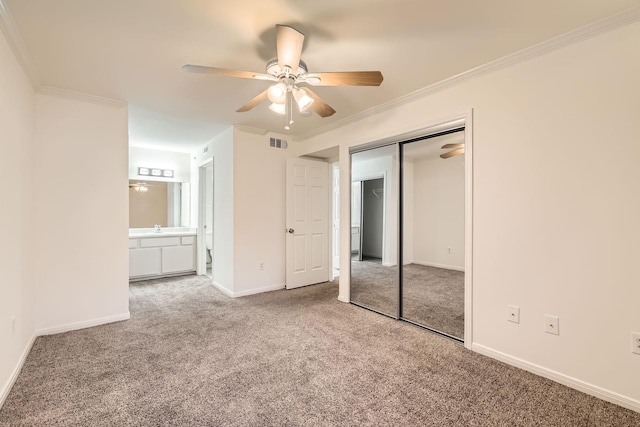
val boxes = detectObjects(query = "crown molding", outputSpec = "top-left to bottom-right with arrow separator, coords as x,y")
234,125 -> 268,136
0,0 -> 41,89
298,6 -> 640,141
38,86 -> 127,108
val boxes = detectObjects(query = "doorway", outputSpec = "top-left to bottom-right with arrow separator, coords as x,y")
361,178 -> 384,262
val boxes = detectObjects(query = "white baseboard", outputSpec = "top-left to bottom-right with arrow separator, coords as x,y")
338,295 -> 349,303
233,283 -> 285,297
472,343 -> 640,413
35,312 -> 131,336
211,281 -> 234,297
0,334 -> 36,409
211,281 -> 285,298
412,260 -> 465,272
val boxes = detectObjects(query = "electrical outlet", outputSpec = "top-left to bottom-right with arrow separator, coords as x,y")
632,332 -> 640,355
259,261 -> 264,271
544,315 -> 559,335
10,316 -> 15,335
507,305 -> 520,324
447,247 -> 452,255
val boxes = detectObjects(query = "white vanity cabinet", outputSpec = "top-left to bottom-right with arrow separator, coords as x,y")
129,233 -> 196,280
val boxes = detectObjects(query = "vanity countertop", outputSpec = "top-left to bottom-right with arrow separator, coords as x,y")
129,228 -> 196,238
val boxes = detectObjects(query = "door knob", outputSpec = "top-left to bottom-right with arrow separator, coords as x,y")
287,228 -> 295,234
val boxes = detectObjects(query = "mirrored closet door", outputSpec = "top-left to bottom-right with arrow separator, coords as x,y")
401,131 -> 465,340
350,128 -> 466,341
350,144 -> 398,318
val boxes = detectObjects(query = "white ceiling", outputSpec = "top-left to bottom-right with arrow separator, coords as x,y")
5,0 -> 639,152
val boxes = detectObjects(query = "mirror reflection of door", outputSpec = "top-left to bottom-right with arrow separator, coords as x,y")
350,145 -> 398,318
402,130 -> 465,340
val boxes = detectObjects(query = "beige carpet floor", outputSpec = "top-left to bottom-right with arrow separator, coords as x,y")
0,275 -> 638,426
351,261 -> 464,339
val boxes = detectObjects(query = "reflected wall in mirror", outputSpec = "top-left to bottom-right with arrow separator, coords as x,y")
350,144 -> 398,318
129,180 -> 191,228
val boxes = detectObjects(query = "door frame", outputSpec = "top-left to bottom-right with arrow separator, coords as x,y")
196,159 -> 213,277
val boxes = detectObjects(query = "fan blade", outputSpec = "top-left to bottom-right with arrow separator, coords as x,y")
182,64 -> 276,81
441,143 -> 464,149
440,148 -> 465,159
236,89 -> 269,112
276,25 -> 304,74
304,88 -> 336,117
305,71 -> 383,86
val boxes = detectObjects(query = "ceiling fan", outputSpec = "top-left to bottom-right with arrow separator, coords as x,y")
440,143 -> 465,159
182,24 -> 384,129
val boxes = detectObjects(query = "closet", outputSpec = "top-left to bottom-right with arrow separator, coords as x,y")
350,128 -> 466,341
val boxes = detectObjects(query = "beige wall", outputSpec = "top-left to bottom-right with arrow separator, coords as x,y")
233,129 -> 290,296
300,21 -> 640,409
34,94 -> 129,332
0,25 -> 36,406
411,153 -> 465,270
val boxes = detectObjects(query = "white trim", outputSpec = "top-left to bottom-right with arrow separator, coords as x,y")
35,312 -> 130,336
298,6 -> 640,141
472,343 -> 640,413
411,260 -> 465,272
0,334 -> 36,409
337,294 -> 349,303
0,0 -> 40,89
196,161 -> 213,276
211,280 -> 234,297
234,125 -> 268,136
211,280 -> 285,298
38,86 -> 127,108
463,109 -> 474,350
232,283 -> 285,298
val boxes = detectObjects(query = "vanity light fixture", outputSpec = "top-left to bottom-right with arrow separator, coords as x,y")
138,167 -> 174,178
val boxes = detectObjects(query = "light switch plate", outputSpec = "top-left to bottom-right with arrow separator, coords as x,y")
507,305 -> 520,324
544,315 -> 559,335
632,332 -> 640,355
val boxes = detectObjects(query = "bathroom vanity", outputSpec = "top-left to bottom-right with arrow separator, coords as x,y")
129,228 -> 197,281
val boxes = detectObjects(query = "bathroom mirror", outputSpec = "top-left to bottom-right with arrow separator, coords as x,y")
129,180 -> 190,228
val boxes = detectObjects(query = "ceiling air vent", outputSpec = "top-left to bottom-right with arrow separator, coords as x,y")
269,137 -> 288,149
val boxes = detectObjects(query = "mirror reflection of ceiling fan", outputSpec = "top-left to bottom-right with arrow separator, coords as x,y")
129,182 -> 158,193
440,143 -> 465,159
182,24 -> 383,129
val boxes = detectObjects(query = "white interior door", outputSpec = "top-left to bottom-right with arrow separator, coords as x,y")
286,157 -> 329,289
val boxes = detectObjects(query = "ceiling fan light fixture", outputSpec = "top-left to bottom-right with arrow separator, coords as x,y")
305,76 -> 321,84
267,82 -> 287,103
269,102 -> 286,115
294,87 -> 314,112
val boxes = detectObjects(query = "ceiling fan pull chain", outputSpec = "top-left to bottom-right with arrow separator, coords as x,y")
284,91 -> 291,130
